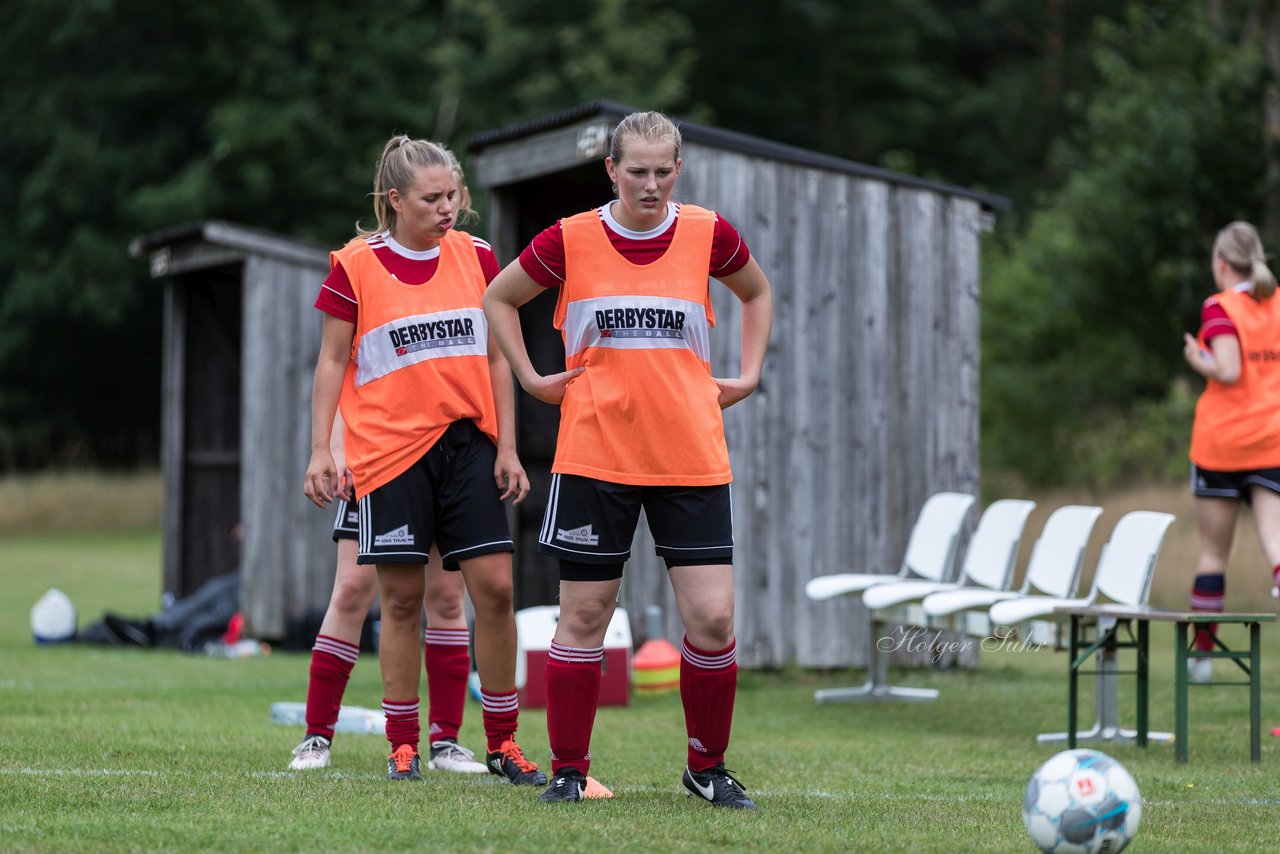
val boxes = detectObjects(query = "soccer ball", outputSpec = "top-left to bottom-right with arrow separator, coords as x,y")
1023,749 -> 1141,853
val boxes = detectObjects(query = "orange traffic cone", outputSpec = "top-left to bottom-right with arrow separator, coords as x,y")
633,605 -> 680,694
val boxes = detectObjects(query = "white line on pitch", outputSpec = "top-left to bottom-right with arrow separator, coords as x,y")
4,767 -> 1278,806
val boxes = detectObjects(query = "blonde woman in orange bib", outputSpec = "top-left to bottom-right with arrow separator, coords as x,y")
485,111 -> 772,808
303,134 -> 544,786
1182,221 -> 1280,683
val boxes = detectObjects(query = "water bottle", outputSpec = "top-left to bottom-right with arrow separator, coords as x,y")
31,588 -> 77,644
269,701 -> 386,735
204,639 -> 271,658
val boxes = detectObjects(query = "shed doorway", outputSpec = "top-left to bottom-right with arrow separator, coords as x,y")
500,161 -> 613,608
172,263 -> 242,600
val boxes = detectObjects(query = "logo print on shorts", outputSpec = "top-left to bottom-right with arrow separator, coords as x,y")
374,525 -> 415,546
556,524 -> 599,546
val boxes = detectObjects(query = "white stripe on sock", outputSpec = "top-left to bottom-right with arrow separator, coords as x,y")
681,640 -> 736,670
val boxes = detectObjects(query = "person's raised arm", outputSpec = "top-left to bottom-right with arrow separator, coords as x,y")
713,256 -> 773,409
483,260 -> 583,404
304,314 -> 355,506
1183,332 -> 1242,385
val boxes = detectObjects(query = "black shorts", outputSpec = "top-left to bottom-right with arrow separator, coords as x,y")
537,474 -> 733,578
1190,462 -> 1280,502
332,497 -> 359,542
357,420 -> 513,568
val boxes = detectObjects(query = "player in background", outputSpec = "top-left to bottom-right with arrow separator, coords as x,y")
304,135 -> 544,786
1182,221 -> 1280,683
287,409 -> 487,775
484,110 -> 772,808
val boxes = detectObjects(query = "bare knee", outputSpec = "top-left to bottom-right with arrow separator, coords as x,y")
426,589 -> 465,623
684,604 -> 734,648
459,556 -> 514,618
331,573 -> 377,620
557,598 -> 615,642
379,571 -> 425,623
467,574 -> 513,618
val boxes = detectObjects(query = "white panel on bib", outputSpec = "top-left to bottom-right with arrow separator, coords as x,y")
563,295 -> 709,362
355,307 -> 487,387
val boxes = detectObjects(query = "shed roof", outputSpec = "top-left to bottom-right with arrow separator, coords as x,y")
468,100 -> 1011,211
130,220 -> 329,278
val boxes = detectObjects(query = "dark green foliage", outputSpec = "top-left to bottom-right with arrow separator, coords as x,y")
982,3 -> 1269,484
0,0 -> 1274,482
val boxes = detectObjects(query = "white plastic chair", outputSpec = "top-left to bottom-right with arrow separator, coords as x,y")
839,498 -> 1036,704
987,510 -> 1176,746
804,492 -> 976,603
863,499 -> 1037,612
921,504 -> 1104,625
805,491 -> 975,704
988,511 -> 1175,626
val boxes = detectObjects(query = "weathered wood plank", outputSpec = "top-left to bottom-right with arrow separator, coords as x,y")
161,283 -> 186,603
471,119 -> 613,188
240,256 -> 288,638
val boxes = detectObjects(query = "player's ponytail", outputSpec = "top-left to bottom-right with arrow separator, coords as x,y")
358,134 -> 473,237
1251,257 -> 1277,299
1213,221 -> 1276,300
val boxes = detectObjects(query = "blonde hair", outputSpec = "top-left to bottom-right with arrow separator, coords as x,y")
1214,221 -> 1277,299
357,134 -> 475,236
609,111 -> 682,164
447,151 -> 479,227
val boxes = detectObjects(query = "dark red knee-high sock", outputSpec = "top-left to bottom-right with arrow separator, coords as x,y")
480,689 -> 520,752
1190,573 -> 1225,652
304,635 -> 359,740
680,637 -> 738,772
382,698 -> 420,752
424,627 -> 470,744
545,641 -> 602,775
1272,563 -> 1280,593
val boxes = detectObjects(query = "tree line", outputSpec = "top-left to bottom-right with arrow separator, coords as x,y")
1,0 -> 1275,486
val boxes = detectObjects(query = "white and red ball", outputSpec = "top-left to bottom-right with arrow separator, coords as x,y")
1023,749 -> 1141,853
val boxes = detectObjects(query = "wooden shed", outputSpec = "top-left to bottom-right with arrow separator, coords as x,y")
467,101 -> 1010,668
130,221 -> 334,639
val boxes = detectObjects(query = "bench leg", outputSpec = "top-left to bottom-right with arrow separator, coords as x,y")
1136,619 -> 1148,747
1040,617 -> 1172,747
814,615 -> 939,704
1175,621 -> 1189,763
1250,621 -> 1261,763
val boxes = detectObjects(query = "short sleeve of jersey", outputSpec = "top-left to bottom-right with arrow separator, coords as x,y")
316,261 -> 358,322
519,223 -> 567,288
475,240 -> 501,285
710,212 -> 750,278
1200,296 -> 1237,341
315,237 -> 499,322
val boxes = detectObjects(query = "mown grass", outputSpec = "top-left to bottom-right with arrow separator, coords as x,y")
0,470 -> 163,536
2,529 -> 1280,852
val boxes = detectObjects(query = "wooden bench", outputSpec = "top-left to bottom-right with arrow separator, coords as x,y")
1053,605 -> 1275,763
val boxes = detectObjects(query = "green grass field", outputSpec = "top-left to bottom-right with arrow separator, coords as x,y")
2,528 -> 1280,851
